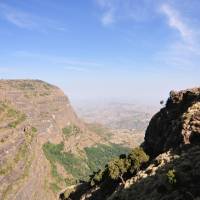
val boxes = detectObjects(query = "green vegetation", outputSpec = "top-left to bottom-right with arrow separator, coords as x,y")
43,142 -> 90,183
31,126 -> 37,133
89,147 -> 149,186
18,82 -> 35,90
0,102 -> 26,128
7,108 -> 19,117
49,182 -> 61,193
128,147 -> 149,173
39,92 -> 50,96
62,124 -> 81,137
85,143 -> 130,172
43,82 -> 51,90
43,141 -> 130,190
108,157 -> 130,184
8,113 -> 26,128
90,169 -> 104,186
167,169 -> 177,185
13,81 -> 52,98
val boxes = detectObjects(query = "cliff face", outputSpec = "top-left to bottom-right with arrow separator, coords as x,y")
0,80 -> 103,200
144,88 -> 200,158
108,87 -> 200,200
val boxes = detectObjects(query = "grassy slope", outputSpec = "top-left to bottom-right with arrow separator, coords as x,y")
43,139 -> 130,192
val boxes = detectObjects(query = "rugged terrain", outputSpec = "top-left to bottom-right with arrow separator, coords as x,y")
110,87 -> 200,200
68,87 -> 200,200
0,80 -> 132,200
74,101 -> 155,132
74,101 -> 156,149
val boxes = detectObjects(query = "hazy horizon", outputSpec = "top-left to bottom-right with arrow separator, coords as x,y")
0,0 -> 199,106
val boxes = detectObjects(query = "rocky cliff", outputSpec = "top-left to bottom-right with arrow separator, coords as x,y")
108,87 -> 200,200
144,87 -> 200,158
0,80 -> 130,200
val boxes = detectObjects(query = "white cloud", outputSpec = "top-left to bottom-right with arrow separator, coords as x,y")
101,9 -> 115,25
95,0 -> 158,26
160,3 -> 193,42
96,0 -> 116,26
155,3 -> 200,70
0,3 -> 66,32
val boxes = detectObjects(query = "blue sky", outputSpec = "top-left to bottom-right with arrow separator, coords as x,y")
0,0 -> 199,105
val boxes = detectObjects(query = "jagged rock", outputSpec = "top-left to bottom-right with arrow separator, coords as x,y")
144,87 -> 200,158
107,87 -> 200,200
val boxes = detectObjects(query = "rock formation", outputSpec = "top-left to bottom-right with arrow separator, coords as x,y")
144,87 -> 200,158
108,87 -> 200,200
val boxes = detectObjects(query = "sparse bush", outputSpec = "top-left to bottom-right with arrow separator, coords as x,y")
7,108 -> 18,117
167,169 -> 177,185
62,124 -> 81,137
90,169 -> 104,186
8,113 -> 26,128
108,157 -> 130,184
89,147 -> 149,187
49,182 -> 61,193
128,147 -> 149,173
31,127 -> 37,133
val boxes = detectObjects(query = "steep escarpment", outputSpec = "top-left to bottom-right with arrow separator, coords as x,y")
144,88 -> 200,158
108,87 -> 200,200
0,80 -> 129,200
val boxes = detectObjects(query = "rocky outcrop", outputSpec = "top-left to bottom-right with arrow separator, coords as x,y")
108,87 -> 200,200
109,145 -> 200,200
144,87 -> 200,158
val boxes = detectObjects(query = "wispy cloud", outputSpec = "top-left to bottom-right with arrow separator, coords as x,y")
95,0 -> 157,26
96,0 -> 115,26
156,2 -> 200,70
160,4 -> 193,42
0,3 -> 66,32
